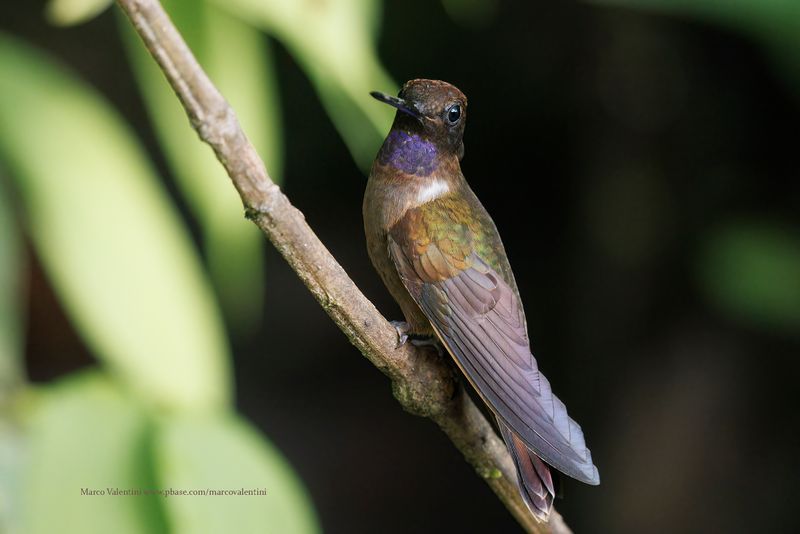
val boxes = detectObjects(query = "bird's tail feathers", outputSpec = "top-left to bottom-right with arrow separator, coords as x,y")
499,421 -> 555,522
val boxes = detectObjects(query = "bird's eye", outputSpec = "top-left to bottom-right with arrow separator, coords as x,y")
446,104 -> 462,124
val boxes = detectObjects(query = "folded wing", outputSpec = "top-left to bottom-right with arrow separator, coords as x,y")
389,236 -> 599,485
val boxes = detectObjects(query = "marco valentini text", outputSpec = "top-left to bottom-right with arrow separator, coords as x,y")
81,487 -> 268,497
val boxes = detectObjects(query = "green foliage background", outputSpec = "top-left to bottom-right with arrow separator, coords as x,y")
0,0 -> 400,531
0,0 -> 798,532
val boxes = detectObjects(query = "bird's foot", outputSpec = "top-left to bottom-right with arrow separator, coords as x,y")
389,320 -> 411,348
389,320 -> 443,356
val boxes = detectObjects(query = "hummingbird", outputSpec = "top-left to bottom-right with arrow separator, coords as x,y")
363,79 -> 600,521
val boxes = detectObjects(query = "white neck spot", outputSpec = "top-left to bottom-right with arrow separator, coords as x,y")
416,179 -> 450,203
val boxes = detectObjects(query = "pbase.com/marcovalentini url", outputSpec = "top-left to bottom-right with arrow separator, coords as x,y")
81,487 -> 268,498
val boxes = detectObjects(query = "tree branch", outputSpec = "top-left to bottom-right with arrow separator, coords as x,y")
115,1 -> 572,532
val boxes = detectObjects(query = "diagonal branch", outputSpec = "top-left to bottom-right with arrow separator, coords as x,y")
115,1 -> 571,532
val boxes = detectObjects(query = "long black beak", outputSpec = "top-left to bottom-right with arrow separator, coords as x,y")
370,91 -> 423,120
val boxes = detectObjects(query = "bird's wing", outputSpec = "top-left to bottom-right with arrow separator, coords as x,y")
388,216 -> 599,484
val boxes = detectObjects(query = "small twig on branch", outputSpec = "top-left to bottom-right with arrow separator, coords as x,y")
115,1 -> 572,532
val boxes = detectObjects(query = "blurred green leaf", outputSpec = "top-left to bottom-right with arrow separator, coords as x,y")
0,181 -> 23,531
0,417 -> 25,534
45,0 -> 112,26
21,372 -> 167,534
155,413 -> 320,534
698,222 -> 800,333
121,0 -> 282,330
212,0 -> 396,169
0,177 -> 24,400
0,34 -> 231,411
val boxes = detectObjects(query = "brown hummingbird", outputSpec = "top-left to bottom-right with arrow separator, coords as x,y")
363,79 -> 600,521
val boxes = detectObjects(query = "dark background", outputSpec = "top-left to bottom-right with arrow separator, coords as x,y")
5,1 -> 800,532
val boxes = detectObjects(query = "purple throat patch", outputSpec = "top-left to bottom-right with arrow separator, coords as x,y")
379,130 -> 438,176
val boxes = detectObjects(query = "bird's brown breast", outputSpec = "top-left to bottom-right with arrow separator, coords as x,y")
363,162 -> 440,335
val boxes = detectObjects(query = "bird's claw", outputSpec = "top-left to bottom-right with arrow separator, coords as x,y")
389,320 -> 443,355
390,320 -> 410,348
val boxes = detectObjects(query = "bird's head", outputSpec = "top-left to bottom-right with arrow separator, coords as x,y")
371,79 -> 468,159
